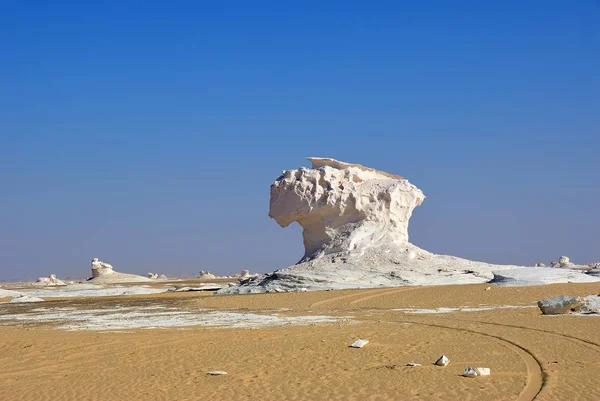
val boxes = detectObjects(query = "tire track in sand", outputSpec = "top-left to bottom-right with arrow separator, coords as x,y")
347,286 -> 418,307
385,319 -> 545,401
309,287 -> 403,308
449,317 -> 600,355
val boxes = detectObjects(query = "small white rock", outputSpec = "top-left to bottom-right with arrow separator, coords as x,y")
406,363 -> 421,367
434,355 -> 449,366
349,339 -> 369,348
207,371 -> 227,375
463,367 -> 491,377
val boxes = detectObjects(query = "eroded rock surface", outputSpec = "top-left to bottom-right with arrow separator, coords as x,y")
219,158 -> 599,294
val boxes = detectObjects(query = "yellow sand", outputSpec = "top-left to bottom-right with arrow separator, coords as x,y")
1,282 -> 600,400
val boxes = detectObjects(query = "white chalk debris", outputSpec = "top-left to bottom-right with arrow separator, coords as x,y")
349,339 -> 369,348
463,367 -> 491,377
434,355 -> 449,366
9,295 -> 44,303
406,363 -> 421,367
207,371 -> 227,375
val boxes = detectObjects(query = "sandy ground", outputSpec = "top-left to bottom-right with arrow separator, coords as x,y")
1,282 -> 600,400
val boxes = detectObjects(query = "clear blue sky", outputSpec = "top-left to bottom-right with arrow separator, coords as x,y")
1,1 -> 599,281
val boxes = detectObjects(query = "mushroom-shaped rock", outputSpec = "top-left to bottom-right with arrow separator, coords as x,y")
218,158 -> 600,294
537,296 -> 583,315
270,157 -> 424,261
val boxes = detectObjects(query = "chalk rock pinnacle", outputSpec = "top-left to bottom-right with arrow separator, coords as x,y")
91,258 -> 114,278
269,157 -> 425,261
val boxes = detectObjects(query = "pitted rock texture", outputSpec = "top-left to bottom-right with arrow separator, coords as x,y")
269,157 -> 425,261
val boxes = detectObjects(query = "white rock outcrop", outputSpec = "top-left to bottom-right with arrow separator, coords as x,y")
88,258 -> 151,284
198,271 -> 216,280
219,158 -> 600,294
36,274 -> 65,286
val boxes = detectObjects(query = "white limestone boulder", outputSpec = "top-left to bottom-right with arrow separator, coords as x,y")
580,295 -> 600,314
537,296 -> 583,315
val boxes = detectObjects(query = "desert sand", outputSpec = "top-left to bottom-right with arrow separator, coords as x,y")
2,281 -> 600,401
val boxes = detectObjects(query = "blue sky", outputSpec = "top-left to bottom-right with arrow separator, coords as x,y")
1,1 -> 599,280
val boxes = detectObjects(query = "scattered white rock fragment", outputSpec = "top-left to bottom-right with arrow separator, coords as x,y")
463,367 -> 491,377
406,363 -> 421,367
485,286 -> 491,291
434,355 -> 449,366
198,271 -> 216,279
9,295 -> 44,303
349,339 -> 369,348
537,296 -> 583,315
207,371 -> 227,375
535,263 -> 546,267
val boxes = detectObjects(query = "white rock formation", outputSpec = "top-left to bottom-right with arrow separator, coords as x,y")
581,295 -> 600,314
88,258 -> 151,284
219,158 -> 600,294
537,296 -> 583,315
35,274 -> 65,286
269,158 -> 424,261
148,273 -> 158,279
198,271 -> 216,280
